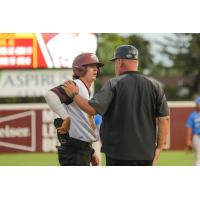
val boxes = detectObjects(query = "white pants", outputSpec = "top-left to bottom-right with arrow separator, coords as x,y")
193,134 -> 200,166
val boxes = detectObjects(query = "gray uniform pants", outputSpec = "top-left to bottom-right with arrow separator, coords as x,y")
193,134 -> 200,166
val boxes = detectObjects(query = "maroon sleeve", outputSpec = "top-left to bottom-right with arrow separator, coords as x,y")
51,85 -> 73,105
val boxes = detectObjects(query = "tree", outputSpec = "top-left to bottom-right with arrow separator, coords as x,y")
162,34 -> 200,98
95,33 -> 154,91
97,33 -> 128,76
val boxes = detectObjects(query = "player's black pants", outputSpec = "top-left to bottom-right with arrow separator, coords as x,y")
106,155 -> 153,166
57,137 -> 94,166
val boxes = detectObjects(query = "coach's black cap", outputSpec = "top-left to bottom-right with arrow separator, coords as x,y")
110,45 -> 139,61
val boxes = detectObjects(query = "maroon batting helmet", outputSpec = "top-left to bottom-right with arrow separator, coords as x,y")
72,53 -> 104,79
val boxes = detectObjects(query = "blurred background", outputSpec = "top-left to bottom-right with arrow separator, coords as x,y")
0,33 -> 199,165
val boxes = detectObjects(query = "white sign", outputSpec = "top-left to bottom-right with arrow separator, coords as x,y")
42,109 -> 59,152
45,33 -> 97,68
0,69 -> 73,97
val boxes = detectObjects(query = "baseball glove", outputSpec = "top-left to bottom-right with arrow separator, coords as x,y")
54,118 -> 69,144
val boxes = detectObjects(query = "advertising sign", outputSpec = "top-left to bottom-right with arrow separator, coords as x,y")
0,110 -> 36,151
0,33 -> 97,69
0,104 -> 58,152
0,69 -> 73,97
0,102 -> 195,153
0,33 -> 44,69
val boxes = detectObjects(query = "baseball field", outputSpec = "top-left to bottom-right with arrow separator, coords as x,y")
0,150 -> 195,166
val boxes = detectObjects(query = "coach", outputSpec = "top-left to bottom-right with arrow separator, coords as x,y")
64,45 -> 170,166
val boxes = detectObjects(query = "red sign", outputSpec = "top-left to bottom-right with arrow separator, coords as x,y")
0,110 -> 36,151
0,105 -> 58,152
0,33 -> 97,69
0,34 -> 43,69
0,103 -> 196,153
0,102 -> 197,153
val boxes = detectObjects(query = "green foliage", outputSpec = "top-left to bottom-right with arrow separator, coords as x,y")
161,33 -> 200,97
164,86 -> 190,101
97,33 -> 153,75
95,33 -> 154,91
97,33 -> 128,76
94,78 -> 102,93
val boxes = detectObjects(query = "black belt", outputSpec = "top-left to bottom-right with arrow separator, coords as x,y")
68,137 -> 91,148
68,137 -> 94,155
57,132 -> 91,147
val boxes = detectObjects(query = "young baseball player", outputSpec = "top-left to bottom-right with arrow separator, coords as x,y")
44,53 -> 104,166
186,96 -> 200,166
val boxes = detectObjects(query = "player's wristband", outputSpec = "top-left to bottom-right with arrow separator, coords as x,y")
71,92 -> 79,100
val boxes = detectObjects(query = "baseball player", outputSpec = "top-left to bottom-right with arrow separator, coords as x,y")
44,53 -> 104,166
186,96 -> 200,166
93,114 -> 103,165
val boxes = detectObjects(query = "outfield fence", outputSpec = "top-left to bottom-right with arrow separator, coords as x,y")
0,101 -> 195,153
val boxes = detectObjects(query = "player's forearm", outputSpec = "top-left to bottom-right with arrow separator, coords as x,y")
73,94 -> 96,115
156,116 -> 170,149
44,91 -> 69,119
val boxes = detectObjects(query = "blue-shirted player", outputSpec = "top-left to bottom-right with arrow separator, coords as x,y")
94,114 -> 102,128
92,114 -> 103,165
186,96 -> 200,166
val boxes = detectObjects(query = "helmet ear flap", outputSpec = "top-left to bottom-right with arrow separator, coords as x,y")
73,66 -> 86,78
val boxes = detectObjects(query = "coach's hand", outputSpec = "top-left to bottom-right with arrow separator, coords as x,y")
64,80 -> 79,98
91,153 -> 100,166
57,117 -> 70,134
152,147 -> 162,166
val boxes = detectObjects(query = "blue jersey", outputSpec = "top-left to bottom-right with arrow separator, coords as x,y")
186,111 -> 200,135
94,114 -> 102,126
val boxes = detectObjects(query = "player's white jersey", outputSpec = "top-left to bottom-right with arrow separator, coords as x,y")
45,79 -> 97,143
64,79 -> 97,142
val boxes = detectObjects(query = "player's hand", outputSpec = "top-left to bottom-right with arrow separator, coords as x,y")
152,147 -> 162,166
57,117 -> 70,134
91,153 -> 100,166
64,80 -> 79,98
185,145 -> 192,151
185,141 -> 193,151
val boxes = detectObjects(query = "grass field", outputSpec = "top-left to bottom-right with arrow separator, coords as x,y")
0,150 -> 195,166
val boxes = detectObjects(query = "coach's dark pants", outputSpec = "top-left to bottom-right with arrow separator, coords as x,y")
57,137 -> 94,166
106,155 -> 153,166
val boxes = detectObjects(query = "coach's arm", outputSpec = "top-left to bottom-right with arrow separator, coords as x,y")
153,116 -> 170,166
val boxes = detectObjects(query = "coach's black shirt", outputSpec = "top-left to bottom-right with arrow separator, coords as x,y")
89,71 -> 169,160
